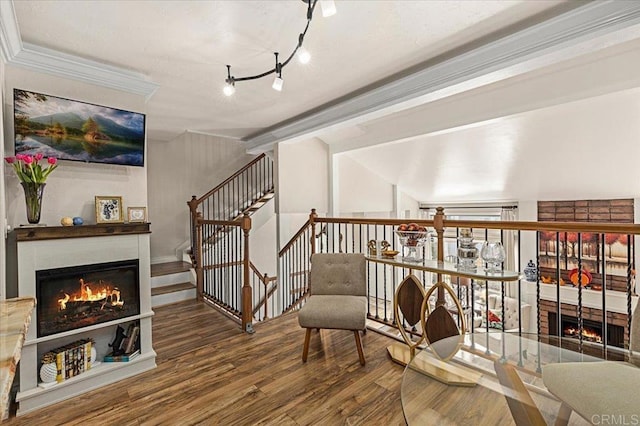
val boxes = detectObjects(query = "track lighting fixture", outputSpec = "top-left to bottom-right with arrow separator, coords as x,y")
223,65 -> 235,96
320,0 -> 337,17
223,0 -> 335,95
272,53 -> 284,91
297,47 -> 311,64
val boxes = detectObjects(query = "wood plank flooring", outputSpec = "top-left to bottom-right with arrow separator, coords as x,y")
5,300 -> 406,425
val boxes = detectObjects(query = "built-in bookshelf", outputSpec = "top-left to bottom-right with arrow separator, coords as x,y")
9,224 -> 156,416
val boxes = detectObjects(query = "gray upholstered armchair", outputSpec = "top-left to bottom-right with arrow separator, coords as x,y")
297,253 -> 367,365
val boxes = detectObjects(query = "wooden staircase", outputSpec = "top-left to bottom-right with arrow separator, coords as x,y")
151,261 -> 196,307
189,154 -> 276,328
204,189 -> 275,246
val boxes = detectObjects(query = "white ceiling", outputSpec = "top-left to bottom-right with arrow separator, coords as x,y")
10,0 -> 640,206
341,87 -> 640,203
11,0 -> 567,142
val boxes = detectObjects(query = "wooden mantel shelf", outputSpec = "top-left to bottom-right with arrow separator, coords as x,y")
12,223 -> 151,242
0,297 -> 36,421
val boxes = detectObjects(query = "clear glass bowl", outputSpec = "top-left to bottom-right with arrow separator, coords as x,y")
480,241 -> 506,272
395,230 -> 429,262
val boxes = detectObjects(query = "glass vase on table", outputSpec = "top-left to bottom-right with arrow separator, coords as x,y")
480,241 -> 506,272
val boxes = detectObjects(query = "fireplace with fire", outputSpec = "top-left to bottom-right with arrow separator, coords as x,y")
548,312 -> 625,348
36,259 -> 140,337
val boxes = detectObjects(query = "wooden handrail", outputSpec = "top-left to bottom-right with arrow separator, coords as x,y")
252,281 -> 278,316
444,219 -> 640,234
312,216 -> 640,234
278,219 -> 312,257
283,290 -> 309,314
194,153 -> 266,204
249,261 -> 272,285
203,260 -> 243,270
315,217 -> 434,226
199,218 -> 242,226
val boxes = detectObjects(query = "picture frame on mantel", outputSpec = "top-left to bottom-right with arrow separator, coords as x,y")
127,207 -> 147,223
95,196 -> 124,224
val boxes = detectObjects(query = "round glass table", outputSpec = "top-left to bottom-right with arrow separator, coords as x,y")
401,332 -> 605,425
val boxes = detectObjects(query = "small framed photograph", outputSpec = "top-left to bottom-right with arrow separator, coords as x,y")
127,207 -> 147,223
95,196 -> 124,224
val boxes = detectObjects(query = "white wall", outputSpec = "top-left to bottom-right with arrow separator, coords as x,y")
248,199 -> 277,278
0,58 -> 5,300
399,190 -> 420,219
147,131 -> 254,262
3,66 -> 148,228
276,138 -> 329,245
337,153 -> 393,214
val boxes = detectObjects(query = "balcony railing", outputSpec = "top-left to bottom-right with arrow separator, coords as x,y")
276,208 -> 639,359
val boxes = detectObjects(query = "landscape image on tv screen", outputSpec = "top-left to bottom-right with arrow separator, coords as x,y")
13,89 -> 145,167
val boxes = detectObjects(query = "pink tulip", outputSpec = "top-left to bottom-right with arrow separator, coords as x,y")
47,157 -> 57,165
35,153 -> 44,161
4,157 -> 15,164
23,155 -> 33,164
15,154 -> 25,161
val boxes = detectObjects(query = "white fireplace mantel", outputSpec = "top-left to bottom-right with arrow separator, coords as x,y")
9,224 -> 156,415
525,280 -> 638,314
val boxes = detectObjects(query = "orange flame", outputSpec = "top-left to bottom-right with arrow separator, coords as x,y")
57,278 -> 125,310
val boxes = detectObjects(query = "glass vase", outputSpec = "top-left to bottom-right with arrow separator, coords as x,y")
21,182 -> 46,224
481,241 -> 505,272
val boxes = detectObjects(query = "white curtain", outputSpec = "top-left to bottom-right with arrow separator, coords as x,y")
501,207 -> 518,297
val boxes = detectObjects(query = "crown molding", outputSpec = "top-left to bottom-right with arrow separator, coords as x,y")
0,1 -> 158,100
0,0 -> 22,62
245,0 -> 640,153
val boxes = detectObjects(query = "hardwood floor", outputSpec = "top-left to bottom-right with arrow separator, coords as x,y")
6,300 -> 406,425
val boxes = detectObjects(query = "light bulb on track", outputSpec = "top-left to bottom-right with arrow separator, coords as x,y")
297,47 -> 311,64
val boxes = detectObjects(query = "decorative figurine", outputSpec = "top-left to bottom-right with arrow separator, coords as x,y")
524,260 -> 538,281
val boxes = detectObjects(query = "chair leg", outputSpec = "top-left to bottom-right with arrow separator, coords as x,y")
302,328 -> 312,362
554,402 -> 572,426
354,330 -> 366,366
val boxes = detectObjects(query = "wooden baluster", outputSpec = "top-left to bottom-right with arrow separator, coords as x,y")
188,195 -> 198,264
241,213 -> 254,333
264,273 -> 269,319
434,206 -> 445,307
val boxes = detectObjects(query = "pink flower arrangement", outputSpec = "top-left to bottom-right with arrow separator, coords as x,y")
4,153 -> 58,184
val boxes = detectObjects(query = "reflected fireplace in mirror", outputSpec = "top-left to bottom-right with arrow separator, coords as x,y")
36,259 -> 140,337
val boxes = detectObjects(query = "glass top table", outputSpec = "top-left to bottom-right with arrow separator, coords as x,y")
401,332 -> 605,425
365,255 -> 522,282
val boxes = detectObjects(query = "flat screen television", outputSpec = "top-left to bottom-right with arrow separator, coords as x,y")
13,89 -> 145,167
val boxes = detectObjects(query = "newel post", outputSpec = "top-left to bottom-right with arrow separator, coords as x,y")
188,196 -> 199,258
195,212 -> 204,301
310,208 -> 318,255
241,213 -> 254,333
263,273 -> 269,319
434,206 -> 446,306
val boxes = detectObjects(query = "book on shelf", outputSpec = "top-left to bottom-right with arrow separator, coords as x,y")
52,338 -> 93,383
103,349 -> 140,362
121,324 -> 140,355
